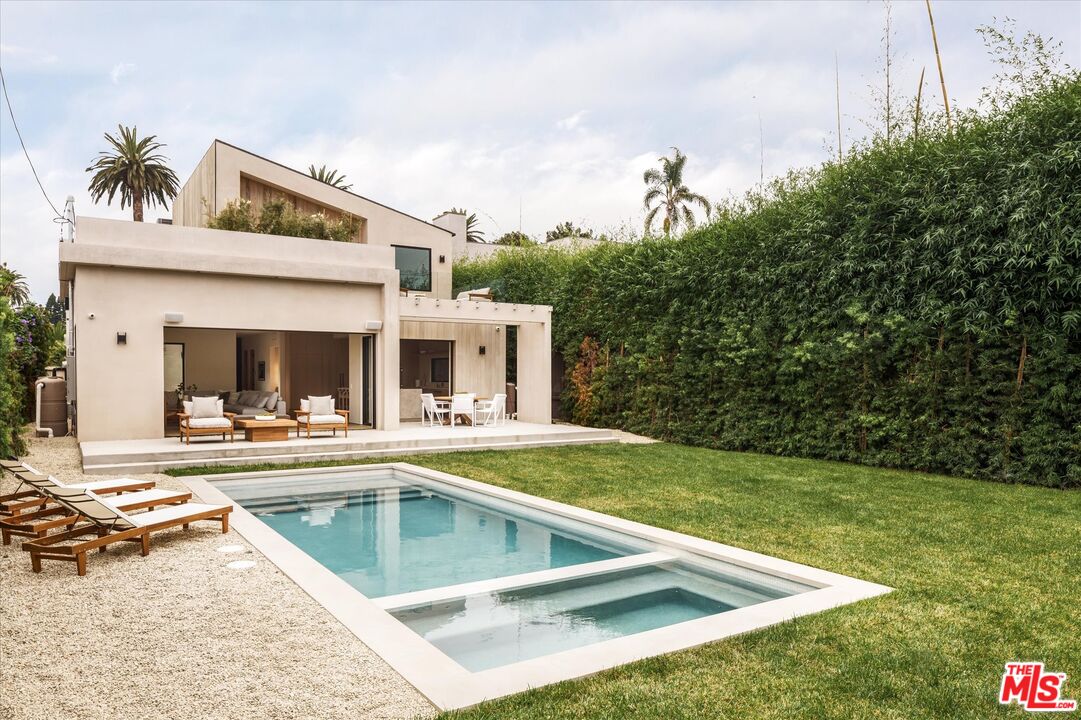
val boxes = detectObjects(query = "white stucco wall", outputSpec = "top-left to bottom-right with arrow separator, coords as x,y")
63,216 -> 552,441
174,141 -> 456,298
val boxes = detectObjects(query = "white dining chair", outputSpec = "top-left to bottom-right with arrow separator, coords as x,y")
421,393 -> 449,426
475,393 -> 507,427
449,393 -> 476,427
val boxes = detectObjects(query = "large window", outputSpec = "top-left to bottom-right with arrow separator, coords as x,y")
394,245 -> 432,292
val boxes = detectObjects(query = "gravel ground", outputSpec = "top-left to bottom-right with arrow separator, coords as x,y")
0,433 -> 435,720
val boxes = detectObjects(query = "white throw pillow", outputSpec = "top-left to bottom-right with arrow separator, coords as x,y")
264,391 -> 279,411
192,396 -> 221,419
308,395 -> 334,415
300,398 -> 310,412
182,400 -> 193,415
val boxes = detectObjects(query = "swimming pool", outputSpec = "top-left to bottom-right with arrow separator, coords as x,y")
186,464 -> 890,709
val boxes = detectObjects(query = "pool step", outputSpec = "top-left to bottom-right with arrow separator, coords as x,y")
375,552 -> 675,611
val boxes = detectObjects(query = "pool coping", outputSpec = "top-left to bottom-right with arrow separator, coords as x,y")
181,463 -> 892,710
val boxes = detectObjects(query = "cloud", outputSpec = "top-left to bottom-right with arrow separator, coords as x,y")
0,1 -> 1078,301
110,62 -> 135,84
556,111 -> 587,131
0,43 -> 58,65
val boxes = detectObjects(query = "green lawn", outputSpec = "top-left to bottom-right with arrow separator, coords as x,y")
171,444 -> 1081,719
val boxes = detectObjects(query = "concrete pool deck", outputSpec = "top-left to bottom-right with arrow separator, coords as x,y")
0,435 -> 435,720
80,420 -> 620,475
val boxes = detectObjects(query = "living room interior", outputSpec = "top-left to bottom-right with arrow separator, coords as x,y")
162,327 -> 373,434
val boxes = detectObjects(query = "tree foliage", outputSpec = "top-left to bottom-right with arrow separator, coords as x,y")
456,77 -> 1081,488
494,231 -> 535,247
308,164 -> 353,190
643,147 -> 712,236
443,208 -> 486,243
0,297 -> 26,456
1,264 -> 29,306
546,221 -> 594,242
86,124 -> 179,221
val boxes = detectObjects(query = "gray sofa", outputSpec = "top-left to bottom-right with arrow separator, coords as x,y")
211,390 -> 287,417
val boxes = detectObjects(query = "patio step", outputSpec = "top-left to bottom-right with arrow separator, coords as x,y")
80,427 -> 619,475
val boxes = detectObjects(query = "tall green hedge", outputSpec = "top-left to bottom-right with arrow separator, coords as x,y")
455,78 -> 1081,488
0,297 -> 27,457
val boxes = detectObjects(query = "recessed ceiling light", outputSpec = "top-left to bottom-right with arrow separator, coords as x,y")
227,560 -> 256,570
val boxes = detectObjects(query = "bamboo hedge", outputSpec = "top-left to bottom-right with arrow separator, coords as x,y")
454,78 -> 1081,488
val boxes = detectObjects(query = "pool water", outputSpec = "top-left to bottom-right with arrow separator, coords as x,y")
232,475 -> 639,597
394,562 -> 800,671
219,469 -> 814,672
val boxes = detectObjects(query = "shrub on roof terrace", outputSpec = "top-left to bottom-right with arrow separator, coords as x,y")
206,198 -> 360,243
454,76 -> 1081,488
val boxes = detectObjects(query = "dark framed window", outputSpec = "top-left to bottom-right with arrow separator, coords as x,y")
393,245 -> 432,292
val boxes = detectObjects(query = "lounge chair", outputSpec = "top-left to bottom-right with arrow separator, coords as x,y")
1,484 -> 192,544
177,396 -> 236,445
455,287 -> 494,302
2,457 -> 32,475
1,469 -> 155,517
22,486 -> 231,576
295,395 -> 349,438
0,458 -> 42,512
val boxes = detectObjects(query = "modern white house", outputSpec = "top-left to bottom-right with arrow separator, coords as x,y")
59,140 -> 556,447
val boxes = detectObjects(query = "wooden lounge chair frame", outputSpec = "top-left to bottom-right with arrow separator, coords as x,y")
177,411 -> 237,445
1,488 -> 192,544
22,487 -> 231,576
0,459 -> 40,514
1,471 -> 155,517
294,408 -> 350,439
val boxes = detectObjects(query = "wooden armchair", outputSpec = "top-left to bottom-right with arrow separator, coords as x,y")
294,408 -> 350,439
177,411 -> 236,445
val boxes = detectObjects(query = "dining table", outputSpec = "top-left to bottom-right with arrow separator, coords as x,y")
434,395 -> 489,426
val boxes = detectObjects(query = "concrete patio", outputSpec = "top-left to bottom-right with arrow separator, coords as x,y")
80,421 -> 619,474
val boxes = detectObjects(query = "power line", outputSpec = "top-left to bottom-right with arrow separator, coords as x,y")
0,64 -> 63,220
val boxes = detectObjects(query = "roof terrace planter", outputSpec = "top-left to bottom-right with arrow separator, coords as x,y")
206,198 -> 362,243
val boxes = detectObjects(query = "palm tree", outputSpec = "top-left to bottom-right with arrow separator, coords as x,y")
444,208 -> 486,243
464,213 -> 486,243
1,264 -> 30,306
308,164 -> 352,190
86,125 -> 180,221
642,147 -> 711,236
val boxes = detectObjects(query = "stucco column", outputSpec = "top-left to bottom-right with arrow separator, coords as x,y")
515,311 -> 552,424
380,284 -> 401,429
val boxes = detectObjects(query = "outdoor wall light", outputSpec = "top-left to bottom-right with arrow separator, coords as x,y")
479,345 -> 486,356
163,311 -> 184,324
116,332 -> 127,345
365,320 -> 383,332
439,255 -> 446,264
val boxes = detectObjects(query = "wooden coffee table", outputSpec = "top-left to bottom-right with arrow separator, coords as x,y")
235,417 -> 297,442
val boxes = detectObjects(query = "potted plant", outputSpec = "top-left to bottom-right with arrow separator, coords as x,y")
175,382 -> 197,405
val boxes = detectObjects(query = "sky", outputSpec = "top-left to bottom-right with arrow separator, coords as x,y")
1,0 -> 1078,302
